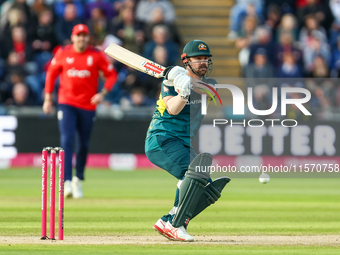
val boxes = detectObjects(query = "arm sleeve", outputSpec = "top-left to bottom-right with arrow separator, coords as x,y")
161,81 -> 177,98
45,49 -> 63,93
98,52 -> 118,92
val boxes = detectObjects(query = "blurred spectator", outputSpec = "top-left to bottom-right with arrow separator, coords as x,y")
0,1 -> 13,35
86,0 -> 128,18
244,47 -> 275,78
10,0 -> 36,28
303,30 -> 331,72
263,0 -> 295,14
121,87 -> 155,108
276,13 -> 298,43
8,82 -> 37,106
229,2 -> 263,40
130,87 -> 155,106
104,64 -> 146,106
2,26 -> 34,63
248,26 -> 276,65
0,58 -> 26,105
330,0 -> 340,22
111,7 -> 144,53
143,7 -> 181,45
306,55 -> 330,78
85,0 -> 115,20
330,36 -> 340,77
277,52 -> 303,78
54,0 -> 85,19
228,0 -> 263,40
141,45 -> 166,99
32,9 -> 57,55
299,14 -> 327,46
117,0 -> 135,13
3,7 -> 26,31
143,25 -> 179,66
1,8 -> 35,57
236,16 -> 258,67
4,50 -> 41,104
31,0 -> 50,16
275,32 -> 303,67
87,7 -> 111,46
264,4 -> 281,39
55,3 -> 82,45
120,67 -> 142,95
31,8 -> 58,103
153,45 -> 168,67
4,51 -> 26,83
136,0 -> 176,24
328,1 -> 340,50
297,0 -> 333,30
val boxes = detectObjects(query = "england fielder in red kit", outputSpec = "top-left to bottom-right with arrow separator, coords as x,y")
43,24 -> 117,198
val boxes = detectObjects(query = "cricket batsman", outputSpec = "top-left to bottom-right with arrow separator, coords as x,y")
145,40 -> 230,241
43,24 -> 118,198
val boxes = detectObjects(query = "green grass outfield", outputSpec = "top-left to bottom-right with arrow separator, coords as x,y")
0,168 -> 339,254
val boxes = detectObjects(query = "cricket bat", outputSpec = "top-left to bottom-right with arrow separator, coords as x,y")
104,43 -> 166,78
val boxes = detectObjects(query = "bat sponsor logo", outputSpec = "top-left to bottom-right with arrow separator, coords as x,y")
140,61 -> 163,74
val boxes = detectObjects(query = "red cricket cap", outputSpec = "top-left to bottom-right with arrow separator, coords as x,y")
72,24 -> 89,35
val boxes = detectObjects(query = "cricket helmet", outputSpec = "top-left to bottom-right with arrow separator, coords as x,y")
181,40 -> 213,77
181,40 -> 212,58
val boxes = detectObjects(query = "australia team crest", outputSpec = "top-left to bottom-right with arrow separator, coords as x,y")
198,43 -> 207,50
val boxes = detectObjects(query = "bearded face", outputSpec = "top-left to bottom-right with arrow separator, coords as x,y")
187,56 -> 212,77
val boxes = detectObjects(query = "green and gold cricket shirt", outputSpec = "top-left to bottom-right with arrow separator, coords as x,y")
145,78 -> 216,151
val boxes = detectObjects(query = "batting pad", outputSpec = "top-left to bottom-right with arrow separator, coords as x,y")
171,153 -> 212,228
191,177 -> 231,219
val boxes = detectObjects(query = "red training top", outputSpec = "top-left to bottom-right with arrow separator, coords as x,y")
45,45 -> 117,110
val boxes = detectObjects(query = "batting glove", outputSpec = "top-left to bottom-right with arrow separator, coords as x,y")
162,66 -> 187,81
174,73 -> 192,99
163,79 -> 174,86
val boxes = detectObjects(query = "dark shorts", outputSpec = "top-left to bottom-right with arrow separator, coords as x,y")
145,135 -> 197,180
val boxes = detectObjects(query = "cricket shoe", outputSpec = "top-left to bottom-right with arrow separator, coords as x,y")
153,219 -> 166,234
152,219 -> 174,240
163,221 -> 194,242
71,176 -> 83,199
64,180 -> 72,198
